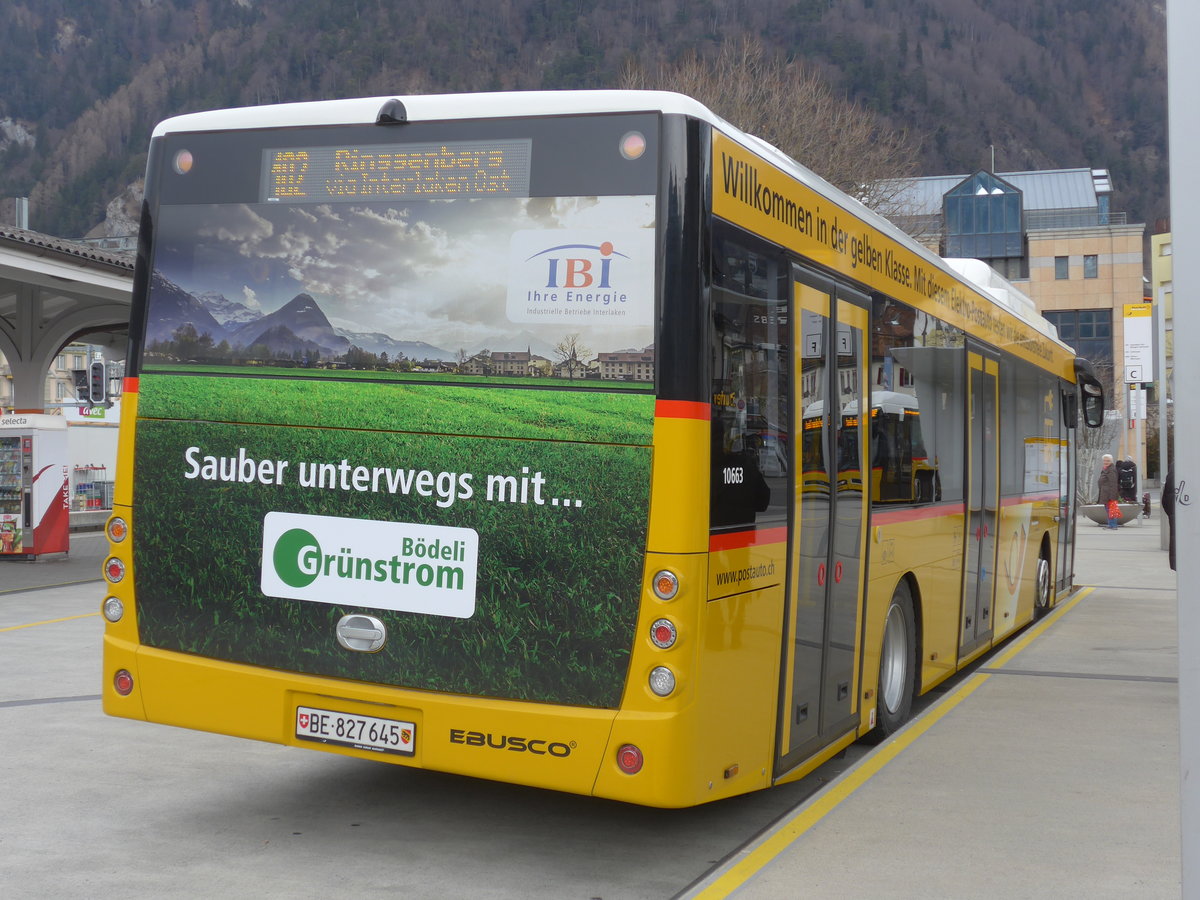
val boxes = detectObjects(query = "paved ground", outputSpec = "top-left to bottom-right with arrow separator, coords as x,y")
0,527 -> 107,594
0,513 -> 1181,898
691,509 -> 1181,898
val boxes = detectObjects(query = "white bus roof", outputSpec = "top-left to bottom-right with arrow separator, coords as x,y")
152,90 -> 1071,358
843,391 -> 919,417
150,90 -> 722,137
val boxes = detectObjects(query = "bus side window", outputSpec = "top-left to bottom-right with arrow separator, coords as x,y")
709,232 -> 788,532
871,295 -> 964,505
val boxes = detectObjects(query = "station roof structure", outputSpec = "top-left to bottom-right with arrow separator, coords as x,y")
0,225 -> 133,411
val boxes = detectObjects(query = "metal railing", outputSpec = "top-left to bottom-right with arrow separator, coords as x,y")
1025,210 -> 1128,230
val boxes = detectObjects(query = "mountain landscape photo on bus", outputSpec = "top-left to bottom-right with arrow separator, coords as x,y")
142,194 -> 657,388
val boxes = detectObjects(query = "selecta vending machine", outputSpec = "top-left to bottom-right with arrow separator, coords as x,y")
0,414 -> 70,558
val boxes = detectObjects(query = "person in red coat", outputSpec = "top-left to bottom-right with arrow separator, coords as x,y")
1097,454 -> 1120,530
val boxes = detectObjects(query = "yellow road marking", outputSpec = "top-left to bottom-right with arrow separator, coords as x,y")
695,586 -> 1095,899
0,612 -> 101,633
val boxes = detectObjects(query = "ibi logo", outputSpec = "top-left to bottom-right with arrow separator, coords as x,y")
261,512 -> 478,618
531,241 -> 627,290
506,227 -> 654,326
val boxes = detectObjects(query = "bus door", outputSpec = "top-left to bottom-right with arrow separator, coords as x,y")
777,267 -> 869,772
961,349 -> 1000,656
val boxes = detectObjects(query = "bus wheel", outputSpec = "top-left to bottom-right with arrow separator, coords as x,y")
1033,549 -> 1053,620
875,581 -> 916,738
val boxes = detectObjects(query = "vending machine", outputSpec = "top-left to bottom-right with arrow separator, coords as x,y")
0,414 -> 70,557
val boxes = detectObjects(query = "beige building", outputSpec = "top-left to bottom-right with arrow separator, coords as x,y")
597,348 -> 654,382
1150,231 -> 1173,401
527,354 -> 552,377
1150,231 -> 1173,473
490,350 -> 531,377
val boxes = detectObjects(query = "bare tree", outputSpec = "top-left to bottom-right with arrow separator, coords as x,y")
554,333 -> 591,380
619,36 -> 919,218
1075,362 -> 1124,506
1077,409 -> 1124,506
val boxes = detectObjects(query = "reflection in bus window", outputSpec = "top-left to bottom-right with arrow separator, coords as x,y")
710,232 -> 788,531
867,392 -> 938,503
871,296 -> 965,504
800,404 -> 826,494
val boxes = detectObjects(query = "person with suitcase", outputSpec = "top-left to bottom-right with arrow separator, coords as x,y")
1117,455 -> 1138,503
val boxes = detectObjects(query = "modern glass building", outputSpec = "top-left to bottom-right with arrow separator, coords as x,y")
891,166 -> 1146,462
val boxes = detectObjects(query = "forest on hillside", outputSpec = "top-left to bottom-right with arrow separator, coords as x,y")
0,0 -> 1168,239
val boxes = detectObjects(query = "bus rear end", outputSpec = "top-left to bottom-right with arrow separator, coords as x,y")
102,94 -> 727,806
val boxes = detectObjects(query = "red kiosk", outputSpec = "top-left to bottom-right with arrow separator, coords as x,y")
0,414 -> 70,557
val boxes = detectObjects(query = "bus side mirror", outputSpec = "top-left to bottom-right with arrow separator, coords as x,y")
1073,357 -> 1105,428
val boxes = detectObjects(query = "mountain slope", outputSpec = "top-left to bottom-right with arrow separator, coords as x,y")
230,293 -> 350,356
0,0 -> 1167,237
144,272 -> 229,345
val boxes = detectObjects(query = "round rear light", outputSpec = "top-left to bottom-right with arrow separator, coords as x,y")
619,131 -> 647,161
102,596 -> 124,623
650,618 -> 677,649
649,666 -> 676,697
107,516 -> 128,543
105,557 -> 126,583
652,570 -> 678,600
617,743 -> 644,774
113,669 -> 134,696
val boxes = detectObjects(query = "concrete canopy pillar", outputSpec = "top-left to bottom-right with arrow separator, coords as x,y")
0,243 -> 132,412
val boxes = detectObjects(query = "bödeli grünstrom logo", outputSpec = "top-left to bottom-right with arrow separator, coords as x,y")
261,511 -> 478,617
273,527 -> 321,588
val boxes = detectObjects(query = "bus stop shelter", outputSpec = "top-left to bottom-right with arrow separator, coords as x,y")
0,225 -> 133,413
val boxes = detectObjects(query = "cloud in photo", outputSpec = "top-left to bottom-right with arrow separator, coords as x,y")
158,194 -> 655,353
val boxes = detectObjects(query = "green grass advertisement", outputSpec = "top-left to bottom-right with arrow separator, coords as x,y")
134,188 -> 659,708
134,376 -> 653,708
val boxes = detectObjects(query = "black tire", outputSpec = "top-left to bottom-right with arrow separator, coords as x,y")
873,580 -> 916,740
1033,546 -> 1053,621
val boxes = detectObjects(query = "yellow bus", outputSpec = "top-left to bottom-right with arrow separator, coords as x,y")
101,91 -> 1105,808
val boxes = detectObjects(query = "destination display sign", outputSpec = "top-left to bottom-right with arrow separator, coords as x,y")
261,139 -> 533,203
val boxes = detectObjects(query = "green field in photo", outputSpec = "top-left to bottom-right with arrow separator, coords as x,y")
138,373 -> 655,446
132,410 -> 653,708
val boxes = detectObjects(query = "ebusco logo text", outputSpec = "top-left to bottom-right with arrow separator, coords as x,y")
261,512 -> 478,618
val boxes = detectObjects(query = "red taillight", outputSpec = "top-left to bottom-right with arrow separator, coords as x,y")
113,669 -> 134,696
617,744 -> 644,775
650,618 -> 677,649
105,557 -> 125,582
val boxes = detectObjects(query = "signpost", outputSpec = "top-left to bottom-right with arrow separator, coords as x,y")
1124,302 -> 1154,385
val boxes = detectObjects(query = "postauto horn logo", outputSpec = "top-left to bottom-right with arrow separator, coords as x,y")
261,511 -> 478,617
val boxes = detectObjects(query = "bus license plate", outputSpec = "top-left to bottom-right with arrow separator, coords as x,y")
295,705 -> 415,756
